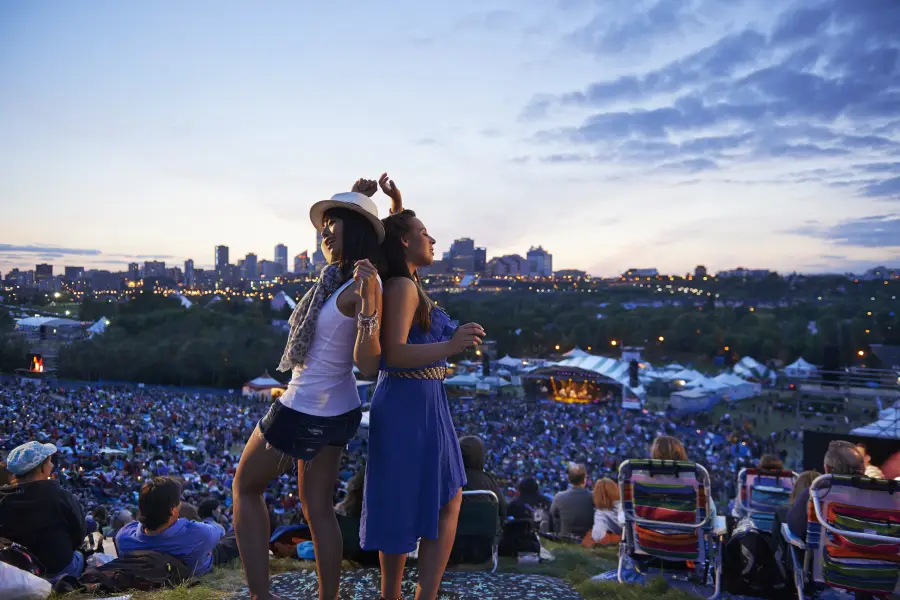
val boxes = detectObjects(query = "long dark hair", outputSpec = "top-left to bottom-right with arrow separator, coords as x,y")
323,207 -> 384,280
381,209 -> 432,330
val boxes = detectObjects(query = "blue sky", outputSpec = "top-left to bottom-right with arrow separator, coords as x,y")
1,0 -> 898,277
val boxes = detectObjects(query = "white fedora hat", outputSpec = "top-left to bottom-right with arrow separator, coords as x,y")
309,192 -> 385,243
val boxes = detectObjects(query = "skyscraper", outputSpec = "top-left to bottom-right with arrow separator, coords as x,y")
184,259 -> 195,288
294,251 -> 310,275
275,244 -> 288,273
312,231 -> 326,272
215,245 -> 229,274
144,260 -> 166,278
128,263 -> 139,281
243,253 -> 258,280
64,266 -> 84,283
527,246 -> 553,277
35,263 -> 53,280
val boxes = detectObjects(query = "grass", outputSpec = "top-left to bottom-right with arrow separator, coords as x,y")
60,543 -> 701,600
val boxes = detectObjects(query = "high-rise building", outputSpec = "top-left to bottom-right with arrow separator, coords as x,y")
215,245 -> 229,274
448,238 -> 486,274
144,261 -> 166,278
128,263 -> 140,281
35,263 -> 53,280
184,259 -> 195,288
64,266 -> 84,282
695,265 -> 707,278
275,244 -> 288,273
259,260 -> 278,280
487,255 -> 528,277
474,247 -> 487,274
527,246 -> 553,277
243,253 -> 258,280
312,231 -> 327,272
294,251 -> 310,275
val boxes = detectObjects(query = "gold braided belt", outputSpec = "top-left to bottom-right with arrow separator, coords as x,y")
387,366 -> 448,381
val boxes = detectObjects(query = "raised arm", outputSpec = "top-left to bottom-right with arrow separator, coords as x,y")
381,278 -> 483,369
379,173 -> 403,214
352,260 -> 382,378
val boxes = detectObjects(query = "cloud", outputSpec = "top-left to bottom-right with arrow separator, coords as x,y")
522,0 -> 900,198
568,0 -> 698,55
791,214 -> 900,247
0,244 -> 101,256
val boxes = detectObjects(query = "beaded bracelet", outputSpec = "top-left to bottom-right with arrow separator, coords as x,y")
357,310 -> 379,337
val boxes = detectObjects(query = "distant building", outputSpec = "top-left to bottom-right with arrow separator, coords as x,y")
243,253 -> 258,280
184,259 -> 195,288
474,247 -> 487,274
35,263 -> 53,280
527,246 -> 553,277
259,260 -> 278,280
448,238 -> 486,274
64,266 -> 84,283
487,254 -> 528,277
128,263 -> 140,281
695,265 -> 707,278
716,267 -> 771,279
165,267 -> 183,283
275,244 -> 288,273
312,231 -> 327,272
143,261 -> 166,278
294,251 -> 310,275
623,268 -> 659,280
555,269 -> 587,280
215,245 -> 230,274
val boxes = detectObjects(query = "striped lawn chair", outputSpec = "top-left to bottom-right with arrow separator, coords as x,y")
782,474 -> 900,599
617,459 -> 722,599
734,467 -> 798,533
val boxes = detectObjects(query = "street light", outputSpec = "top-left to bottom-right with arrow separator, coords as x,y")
857,350 -> 865,357
610,340 -> 618,346
555,344 -> 560,351
658,336 -> 665,342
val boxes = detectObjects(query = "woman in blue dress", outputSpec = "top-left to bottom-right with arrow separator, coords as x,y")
361,204 -> 485,600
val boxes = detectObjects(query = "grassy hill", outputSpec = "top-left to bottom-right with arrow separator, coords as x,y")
73,543 -> 699,600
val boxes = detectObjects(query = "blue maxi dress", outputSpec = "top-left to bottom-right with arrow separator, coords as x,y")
360,306 -> 467,554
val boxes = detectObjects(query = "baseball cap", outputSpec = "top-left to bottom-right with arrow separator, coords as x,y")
6,441 -> 58,476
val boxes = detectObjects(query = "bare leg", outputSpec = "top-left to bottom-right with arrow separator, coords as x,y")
415,489 -> 462,600
233,427 -> 292,600
298,445 -> 345,600
379,552 -> 407,600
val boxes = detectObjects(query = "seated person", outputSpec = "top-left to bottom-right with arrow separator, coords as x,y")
787,441 -> 863,540
542,463 -> 594,538
856,443 -> 884,479
650,434 -> 717,519
758,454 -> 784,472
773,469 -> 819,538
197,499 -> 226,533
116,477 -> 238,576
459,435 -> 507,521
334,469 -> 364,518
587,478 -> 622,546
508,477 -> 551,524
0,442 -> 85,579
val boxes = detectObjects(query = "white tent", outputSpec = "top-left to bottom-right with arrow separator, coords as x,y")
552,354 -> 646,399
733,357 -> 776,385
87,317 -> 110,338
444,373 -> 480,387
271,291 -> 297,311
667,368 -> 705,382
496,355 -> 524,369
563,347 -> 591,359
172,294 -> 193,308
784,358 -> 817,379
713,372 -> 759,401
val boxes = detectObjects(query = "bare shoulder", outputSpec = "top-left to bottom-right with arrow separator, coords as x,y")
384,277 -> 417,299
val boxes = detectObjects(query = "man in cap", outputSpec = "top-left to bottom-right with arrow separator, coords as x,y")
0,441 -> 86,579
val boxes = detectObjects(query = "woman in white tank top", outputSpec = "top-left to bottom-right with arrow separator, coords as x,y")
233,178 -> 401,600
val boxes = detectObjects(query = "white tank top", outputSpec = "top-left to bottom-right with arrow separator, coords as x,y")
278,278 -> 361,417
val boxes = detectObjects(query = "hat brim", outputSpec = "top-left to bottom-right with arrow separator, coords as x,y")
309,200 -> 386,244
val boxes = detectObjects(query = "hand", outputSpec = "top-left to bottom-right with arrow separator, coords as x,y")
353,259 -> 380,301
352,178 -> 378,197
449,323 -> 485,354
379,173 -> 402,211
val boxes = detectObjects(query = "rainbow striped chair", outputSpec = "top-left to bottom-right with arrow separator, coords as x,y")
782,474 -> 900,599
734,467 -> 798,533
617,459 -> 722,599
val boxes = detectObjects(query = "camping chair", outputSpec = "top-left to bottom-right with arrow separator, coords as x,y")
449,490 -> 500,572
617,459 -> 723,600
781,474 -> 900,599
734,467 -> 798,533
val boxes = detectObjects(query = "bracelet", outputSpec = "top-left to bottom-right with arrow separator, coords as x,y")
357,310 -> 379,337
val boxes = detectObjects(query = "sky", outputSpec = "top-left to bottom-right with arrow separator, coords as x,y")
1,0 -> 899,277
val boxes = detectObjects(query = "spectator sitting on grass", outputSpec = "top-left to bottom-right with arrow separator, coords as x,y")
589,478 -> 622,545
0,441 -> 85,580
542,462 -> 593,539
335,469 -> 365,518
460,435 -> 507,521
116,477 -> 238,576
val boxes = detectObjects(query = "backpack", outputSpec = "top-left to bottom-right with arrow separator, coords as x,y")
0,538 -> 44,576
723,518 -> 790,599
77,550 -> 193,593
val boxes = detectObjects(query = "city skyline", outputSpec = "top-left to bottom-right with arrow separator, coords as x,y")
2,1 -> 899,277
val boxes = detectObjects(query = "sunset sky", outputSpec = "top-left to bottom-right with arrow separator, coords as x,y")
1,0 -> 898,277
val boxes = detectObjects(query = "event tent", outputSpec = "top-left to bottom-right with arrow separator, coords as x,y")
784,358 -> 817,378
563,347 -> 592,359
551,354 -> 646,399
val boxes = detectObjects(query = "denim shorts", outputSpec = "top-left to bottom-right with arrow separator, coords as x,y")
258,401 -> 362,461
